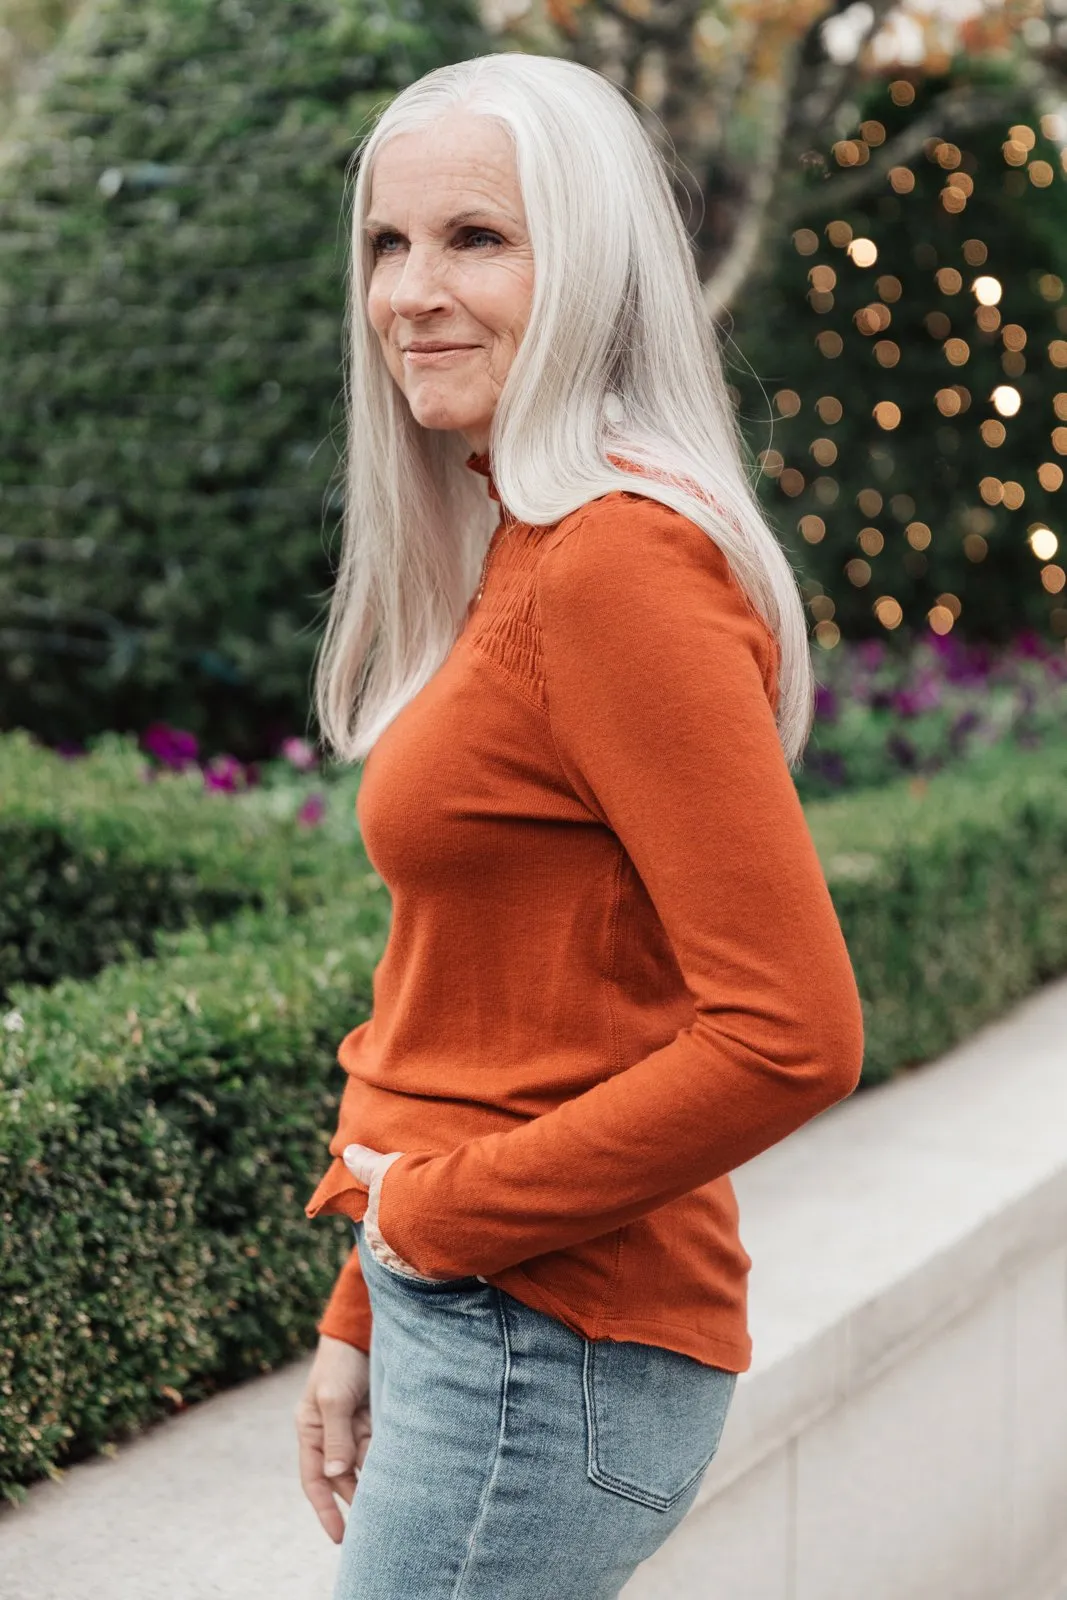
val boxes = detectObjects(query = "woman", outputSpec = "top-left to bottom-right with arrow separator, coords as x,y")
295,51 -> 864,1600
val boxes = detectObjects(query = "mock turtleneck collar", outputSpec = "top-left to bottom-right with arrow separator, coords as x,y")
465,449 -> 501,505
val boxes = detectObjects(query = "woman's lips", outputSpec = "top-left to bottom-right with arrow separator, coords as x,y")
403,346 -> 477,364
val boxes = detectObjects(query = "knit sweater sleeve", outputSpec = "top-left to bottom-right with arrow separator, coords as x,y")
376,495 -> 865,1281
316,1243 -> 372,1351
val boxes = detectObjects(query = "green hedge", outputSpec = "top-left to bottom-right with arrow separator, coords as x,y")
2,737 -> 1066,1496
0,731 -> 358,997
0,0 -> 488,754
810,737 -> 1067,1082
0,891 -> 388,1502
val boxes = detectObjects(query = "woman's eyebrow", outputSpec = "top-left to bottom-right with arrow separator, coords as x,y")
362,208 -> 511,233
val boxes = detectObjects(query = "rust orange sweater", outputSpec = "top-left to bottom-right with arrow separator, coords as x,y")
305,451 -> 865,1369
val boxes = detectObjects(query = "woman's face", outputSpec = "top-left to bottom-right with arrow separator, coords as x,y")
365,111 -> 535,455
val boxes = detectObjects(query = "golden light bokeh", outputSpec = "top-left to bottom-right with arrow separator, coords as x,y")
979,476 -> 1004,505
816,395 -> 843,424
758,448 -> 784,476
845,557 -> 872,586
976,305 -> 1002,333
1038,274 -> 1063,301
825,219 -> 853,247
980,419 -> 1007,447
1002,324 -> 1027,352
1002,139 -> 1029,168
935,387 -> 962,416
963,533 -> 989,561
1038,462 -> 1064,491
905,520 -> 932,549
809,264 -> 836,293
889,80 -> 916,107
876,274 -> 903,303
779,467 -> 805,496
774,388 -> 802,417
874,595 -> 904,628
816,330 -> 844,357
858,526 -> 884,556
860,120 -> 886,147
941,187 -> 967,215
936,268 -> 963,294
1052,426 -> 1067,454
810,436 -> 838,466
1009,124 -> 1036,150
1029,161 -> 1054,188
991,384 -> 1022,417
928,604 -> 955,634
1002,480 -> 1026,509
793,228 -> 819,256
889,166 -> 916,195
1041,564 -> 1066,593
813,619 -> 841,648
873,400 -> 901,429
973,275 -> 1003,305
944,337 -> 970,366
848,237 -> 878,268
962,239 -> 989,265
1030,525 -> 1059,560
799,514 -> 826,544
1054,392 -> 1067,420
937,591 -> 963,619
857,487 -> 883,516
875,340 -> 901,367
1048,340 -> 1067,367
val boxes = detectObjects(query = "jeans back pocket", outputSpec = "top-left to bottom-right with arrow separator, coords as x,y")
582,1336 -> 737,1511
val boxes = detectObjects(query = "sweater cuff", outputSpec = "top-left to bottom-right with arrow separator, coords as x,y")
316,1242 -> 373,1351
376,1151 -> 471,1279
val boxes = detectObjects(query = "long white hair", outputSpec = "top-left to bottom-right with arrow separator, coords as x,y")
315,51 -> 814,769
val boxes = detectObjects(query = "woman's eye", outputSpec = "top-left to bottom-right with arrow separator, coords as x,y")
371,232 -> 402,255
460,228 -> 501,248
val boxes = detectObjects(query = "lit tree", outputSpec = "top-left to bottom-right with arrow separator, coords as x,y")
731,75 -> 1067,648
485,0 -> 1061,314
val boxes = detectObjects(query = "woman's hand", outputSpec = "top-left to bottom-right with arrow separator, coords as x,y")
295,1334 -> 372,1543
343,1142 -> 441,1280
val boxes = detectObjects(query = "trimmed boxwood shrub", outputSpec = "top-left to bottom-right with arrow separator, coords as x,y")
0,890 -> 389,1502
0,730 -> 359,996
2,737 -> 1066,1495
811,737 -> 1067,1081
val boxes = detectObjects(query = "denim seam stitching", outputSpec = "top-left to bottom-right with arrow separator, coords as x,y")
450,1288 -> 513,1597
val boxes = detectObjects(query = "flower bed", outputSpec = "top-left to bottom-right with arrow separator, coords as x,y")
0,731 -> 358,998
797,630 -> 1067,801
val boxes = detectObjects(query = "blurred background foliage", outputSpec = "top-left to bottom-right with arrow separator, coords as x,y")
0,0 -> 488,756
0,0 -> 1065,762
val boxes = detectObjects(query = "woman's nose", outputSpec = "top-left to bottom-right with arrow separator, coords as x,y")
389,246 -> 451,319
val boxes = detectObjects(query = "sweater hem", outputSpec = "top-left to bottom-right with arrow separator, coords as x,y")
490,1265 -> 752,1374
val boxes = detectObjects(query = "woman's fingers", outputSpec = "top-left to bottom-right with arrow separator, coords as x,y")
297,1426 -> 349,1544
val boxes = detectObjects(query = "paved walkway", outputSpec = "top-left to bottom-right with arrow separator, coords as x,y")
1,1358 -> 339,1600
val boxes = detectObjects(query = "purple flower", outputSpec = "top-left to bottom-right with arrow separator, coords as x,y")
280,736 -> 318,772
54,740 -> 86,760
814,683 -> 839,723
141,723 -> 199,771
297,792 -> 326,829
887,732 -> 918,768
856,639 -> 886,670
203,753 -> 245,793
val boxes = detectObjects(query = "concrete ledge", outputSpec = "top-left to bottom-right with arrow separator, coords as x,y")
625,973 -> 1067,1600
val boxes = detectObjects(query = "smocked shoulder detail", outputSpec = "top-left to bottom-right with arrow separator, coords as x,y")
467,519 -> 553,712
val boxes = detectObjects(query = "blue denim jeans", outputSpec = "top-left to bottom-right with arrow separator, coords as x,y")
333,1220 -> 737,1599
